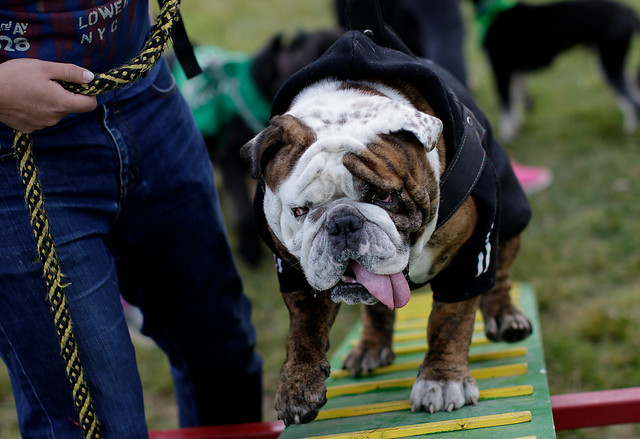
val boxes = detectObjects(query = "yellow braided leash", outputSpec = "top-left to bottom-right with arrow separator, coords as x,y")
12,1 -> 182,437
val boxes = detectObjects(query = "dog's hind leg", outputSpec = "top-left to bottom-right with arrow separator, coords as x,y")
596,34 -> 640,133
480,235 -> 532,342
342,302 -> 395,376
495,69 -> 524,142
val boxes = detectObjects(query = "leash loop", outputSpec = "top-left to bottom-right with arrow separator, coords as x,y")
12,1 -> 182,437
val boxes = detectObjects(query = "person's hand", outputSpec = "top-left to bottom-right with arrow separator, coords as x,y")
0,58 -> 98,133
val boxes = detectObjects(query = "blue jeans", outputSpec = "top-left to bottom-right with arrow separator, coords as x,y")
0,60 -> 262,438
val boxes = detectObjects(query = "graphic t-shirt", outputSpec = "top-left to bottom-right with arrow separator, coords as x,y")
0,1 -> 160,134
0,0 -> 149,72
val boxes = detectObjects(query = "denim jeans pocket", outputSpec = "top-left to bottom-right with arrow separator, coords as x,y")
150,61 -> 178,98
0,135 -> 15,164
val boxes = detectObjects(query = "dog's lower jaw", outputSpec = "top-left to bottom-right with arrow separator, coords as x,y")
327,265 -> 412,307
328,283 -> 379,306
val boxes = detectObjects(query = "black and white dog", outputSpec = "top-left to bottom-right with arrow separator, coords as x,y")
475,0 -> 640,141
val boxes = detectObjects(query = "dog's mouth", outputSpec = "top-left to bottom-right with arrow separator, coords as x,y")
329,260 -> 411,309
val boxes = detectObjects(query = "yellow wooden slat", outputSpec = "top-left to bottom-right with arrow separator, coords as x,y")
393,319 -> 429,331
392,334 -> 490,356
350,329 -> 484,346
479,384 -> 533,399
327,377 -> 414,398
394,320 -> 485,333
392,330 -> 426,343
394,287 -> 521,323
316,385 -> 533,420
470,346 -> 528,362
330,346 -> 527,379
396,308 -> 484,323
472,363 -> 528,380
326,364 -> 528,398
317,400 -> 412,421
304,411 -> 533,439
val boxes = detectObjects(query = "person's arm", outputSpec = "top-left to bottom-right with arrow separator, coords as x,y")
0,58 -> 97,134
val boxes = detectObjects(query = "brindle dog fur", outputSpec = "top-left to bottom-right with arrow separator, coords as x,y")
242,79 -> 531,425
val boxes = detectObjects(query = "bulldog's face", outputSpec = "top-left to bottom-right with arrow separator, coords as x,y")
242,79 -> 443,309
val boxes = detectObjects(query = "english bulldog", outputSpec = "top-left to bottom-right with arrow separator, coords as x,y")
241,30 -> 533,425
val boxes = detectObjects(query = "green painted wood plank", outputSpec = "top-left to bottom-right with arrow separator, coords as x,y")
279,283 -> 556,438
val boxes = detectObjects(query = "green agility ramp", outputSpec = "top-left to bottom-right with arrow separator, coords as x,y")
280,283 -> 556,439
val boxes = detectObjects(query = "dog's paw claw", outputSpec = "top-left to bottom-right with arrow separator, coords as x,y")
410,377 -> 478,414
485,310 -> 532,343
275,361 -> 330,426
484,318 -> 499,340
343,344 -> 395,376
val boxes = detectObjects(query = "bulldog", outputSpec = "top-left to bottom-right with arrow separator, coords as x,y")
241,30 -> 533,425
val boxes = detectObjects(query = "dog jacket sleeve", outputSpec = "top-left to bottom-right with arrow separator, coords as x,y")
260,31 -> 531,302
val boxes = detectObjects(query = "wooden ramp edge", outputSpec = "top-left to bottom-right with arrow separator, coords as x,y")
279,283 -> 556,439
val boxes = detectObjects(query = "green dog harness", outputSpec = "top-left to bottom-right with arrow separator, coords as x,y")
172,46 -> 272,139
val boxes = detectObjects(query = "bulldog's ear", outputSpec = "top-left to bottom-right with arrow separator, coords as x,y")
241,118 -> 284,179
396,111 -> 443,153
374,102 -> 443,152
240,114 -> 316,180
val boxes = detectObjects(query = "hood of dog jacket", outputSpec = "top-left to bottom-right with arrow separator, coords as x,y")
260,31 -> 531,303
273,31 -> 495,231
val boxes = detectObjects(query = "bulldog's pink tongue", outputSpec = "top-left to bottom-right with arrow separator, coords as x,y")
348,261 -> 410,309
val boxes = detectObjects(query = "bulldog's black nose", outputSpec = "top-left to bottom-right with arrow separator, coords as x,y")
328,214 -> 364,238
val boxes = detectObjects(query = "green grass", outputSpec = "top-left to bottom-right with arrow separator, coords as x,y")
2,0 -> 640,437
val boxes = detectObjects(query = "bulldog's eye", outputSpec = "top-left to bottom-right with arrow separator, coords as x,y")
374,193 -> 393,203
372,191 -> 397,206
292,206 -> 310,218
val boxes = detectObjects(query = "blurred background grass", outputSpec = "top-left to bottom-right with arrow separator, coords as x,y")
2,0 -> 640,437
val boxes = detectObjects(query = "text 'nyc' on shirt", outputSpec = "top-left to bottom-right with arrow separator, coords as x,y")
0,0 -> 150,72
0,1 -> 165,134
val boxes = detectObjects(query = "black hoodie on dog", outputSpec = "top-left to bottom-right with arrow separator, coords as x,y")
255,30 -> 531,303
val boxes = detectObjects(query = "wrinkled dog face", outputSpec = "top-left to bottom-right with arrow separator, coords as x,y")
243,79 -> 443,309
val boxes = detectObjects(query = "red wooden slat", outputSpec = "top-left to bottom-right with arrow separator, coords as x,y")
551,387 -> 640,430
148,421 -> 285,439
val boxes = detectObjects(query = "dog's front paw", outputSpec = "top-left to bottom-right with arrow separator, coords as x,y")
275,360 -> 331,426
342,342 -> 395,376
409,376 -> 479,414
484,308 -> 532,343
